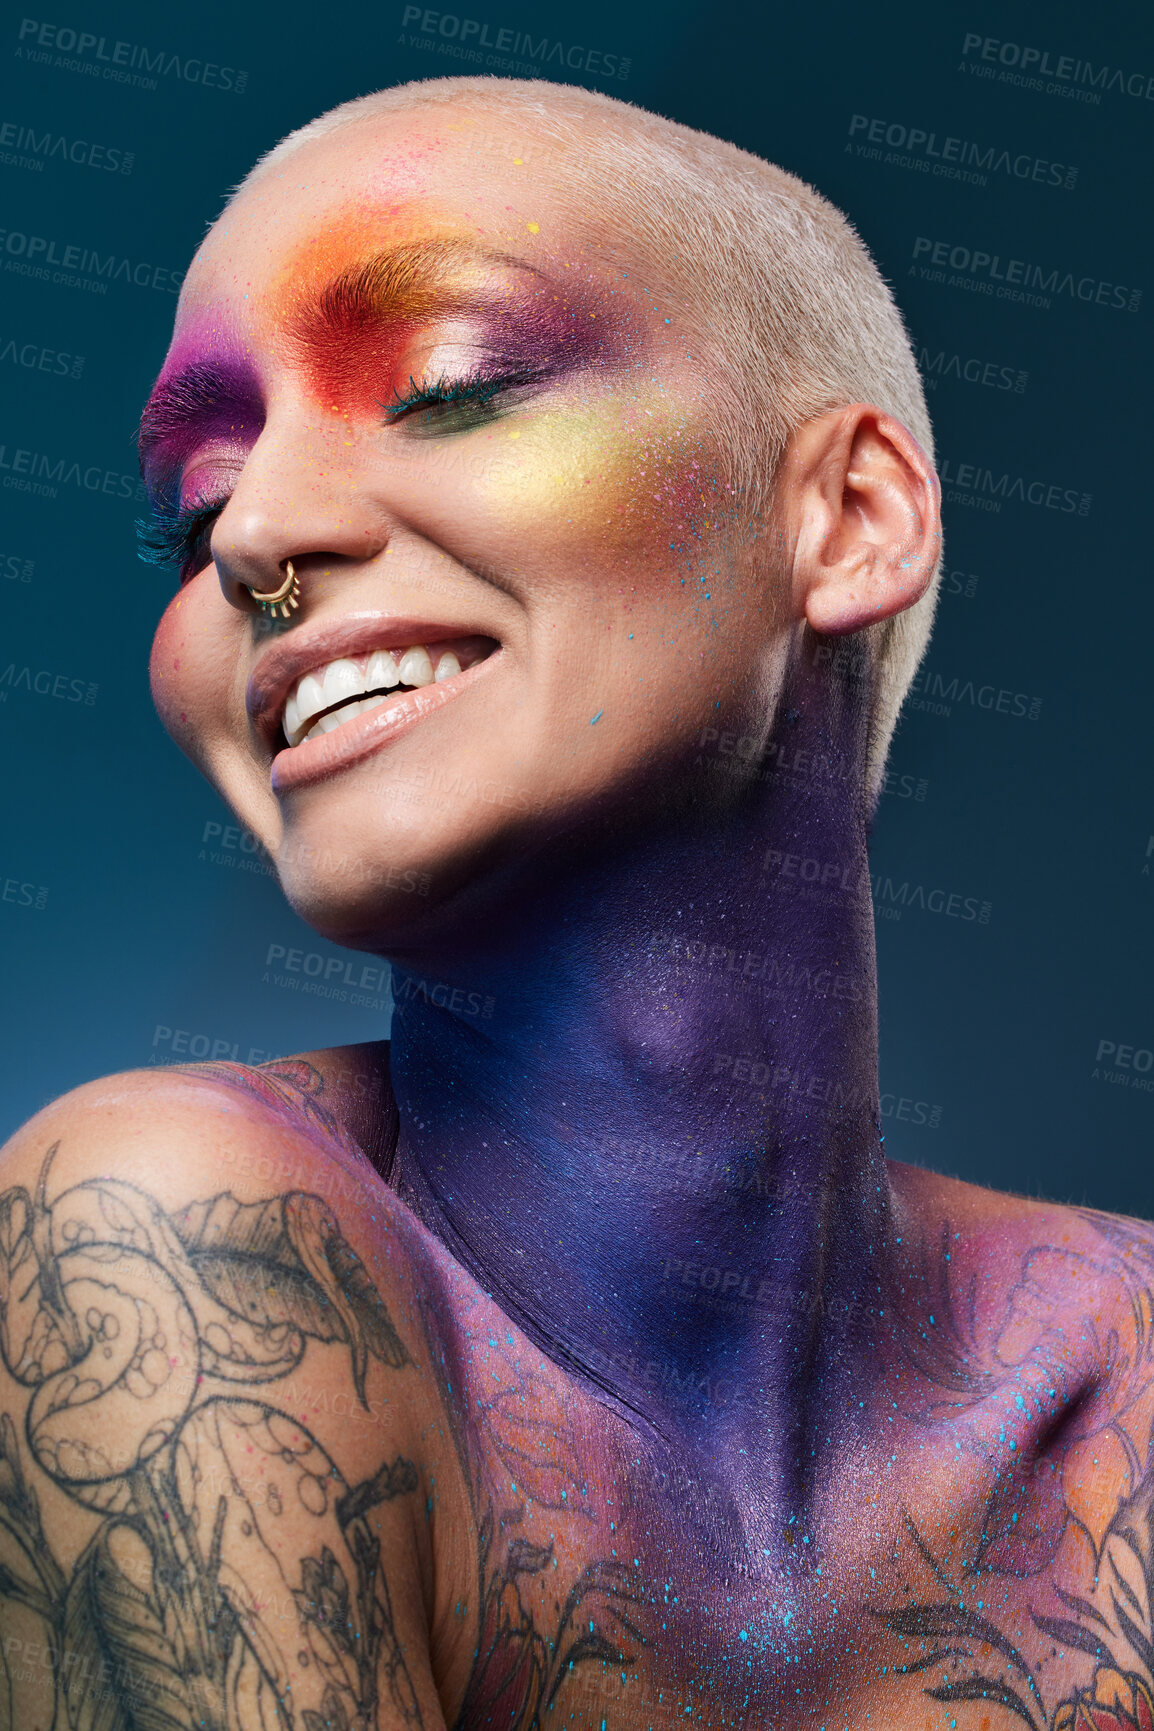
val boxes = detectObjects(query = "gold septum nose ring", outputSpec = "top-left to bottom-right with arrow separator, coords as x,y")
246,560 -> 300,619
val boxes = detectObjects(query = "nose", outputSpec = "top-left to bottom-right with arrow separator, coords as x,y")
210,404 -> 391,614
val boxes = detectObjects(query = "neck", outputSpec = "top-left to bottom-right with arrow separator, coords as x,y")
384,649 -> 895,1467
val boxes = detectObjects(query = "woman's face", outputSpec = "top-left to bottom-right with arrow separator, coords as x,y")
145,105 -> 789,947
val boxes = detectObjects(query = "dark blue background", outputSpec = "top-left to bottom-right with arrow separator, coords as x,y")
2,0 -> 1151,1210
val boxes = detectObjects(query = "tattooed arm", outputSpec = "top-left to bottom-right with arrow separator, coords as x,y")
0,1065 -> 468,1731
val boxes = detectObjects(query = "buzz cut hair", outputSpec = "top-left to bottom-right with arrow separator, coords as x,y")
232,75 -> 940,807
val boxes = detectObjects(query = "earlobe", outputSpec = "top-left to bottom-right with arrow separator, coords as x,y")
791,406 -> 941,639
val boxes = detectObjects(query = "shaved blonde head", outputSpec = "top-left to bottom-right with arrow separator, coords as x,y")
234,76 -> 940,805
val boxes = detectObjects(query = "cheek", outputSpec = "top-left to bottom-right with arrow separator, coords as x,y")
149,584 -> 223,758
462,395 -> 731,581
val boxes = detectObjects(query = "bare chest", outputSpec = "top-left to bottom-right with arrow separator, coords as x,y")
443,1390 -> 1144,1731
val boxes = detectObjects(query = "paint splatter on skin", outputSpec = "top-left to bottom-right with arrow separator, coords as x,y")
128,109 -> 1154,1728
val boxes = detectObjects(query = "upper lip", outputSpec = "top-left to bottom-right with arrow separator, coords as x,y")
246,611 -> 498,753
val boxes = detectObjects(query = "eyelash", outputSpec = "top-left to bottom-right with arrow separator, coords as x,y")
136,500 -> 226,587
383,362 -> 546,426
137,367 -> 543,584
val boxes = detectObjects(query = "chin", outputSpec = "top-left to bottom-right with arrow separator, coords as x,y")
278,863 -> 425,953
271,798 -> 529,954
274,836 -> 447,953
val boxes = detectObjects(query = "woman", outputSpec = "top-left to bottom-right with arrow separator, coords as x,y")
0,76 -> 1148,1731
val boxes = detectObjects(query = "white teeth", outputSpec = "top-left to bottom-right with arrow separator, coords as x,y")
295,672 -> 324,722
302,694 -> 392,744
366,648 -> 401,690
322,658 -> 363,706
397,646 -> 435,687
283,640 -> 461,746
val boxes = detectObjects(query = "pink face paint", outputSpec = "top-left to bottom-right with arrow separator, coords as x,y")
139,327 -> 264,508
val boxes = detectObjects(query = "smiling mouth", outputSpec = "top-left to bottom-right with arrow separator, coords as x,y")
280,634 -> 498,749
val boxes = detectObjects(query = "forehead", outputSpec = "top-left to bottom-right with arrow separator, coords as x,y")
178,106 -> 607,329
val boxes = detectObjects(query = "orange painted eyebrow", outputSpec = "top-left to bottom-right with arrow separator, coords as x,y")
281,237 -> 588,414
285,239 -> 555,349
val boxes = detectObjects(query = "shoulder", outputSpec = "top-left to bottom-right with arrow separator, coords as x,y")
0,1061 -> 470,1725
891,1159 -> 1154,1346
889,1155 -> 1154,1277
6,1054 -> 385,1205
891,1158 -> 1154,1525
0,1059 -> 465,1485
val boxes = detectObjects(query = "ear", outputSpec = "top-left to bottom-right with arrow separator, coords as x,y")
782,405 -> 941,637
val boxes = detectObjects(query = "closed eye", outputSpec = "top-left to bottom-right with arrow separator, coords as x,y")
383,364 -> 548,437
137,498 -> 227,585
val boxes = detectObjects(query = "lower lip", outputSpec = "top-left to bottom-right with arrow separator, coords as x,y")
269,654 -> 498,793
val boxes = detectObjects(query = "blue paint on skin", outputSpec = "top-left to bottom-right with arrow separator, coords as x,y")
386,634 -> 889,1560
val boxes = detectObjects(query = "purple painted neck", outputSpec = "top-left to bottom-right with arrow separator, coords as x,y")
384,643 -> 894,1474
